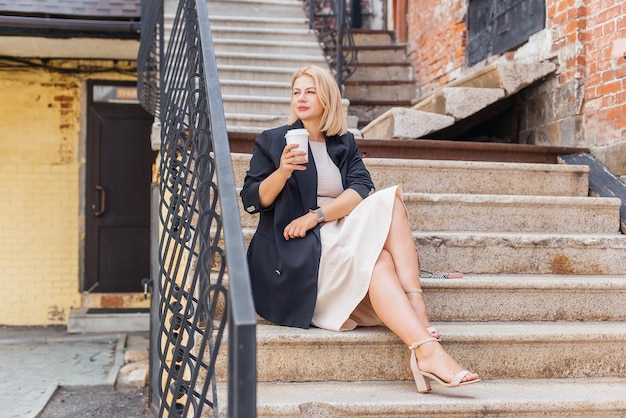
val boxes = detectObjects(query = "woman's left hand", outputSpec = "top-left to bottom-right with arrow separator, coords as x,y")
283,212 -> 318,240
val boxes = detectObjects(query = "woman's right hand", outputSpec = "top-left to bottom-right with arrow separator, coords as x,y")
278,143 -> 308,178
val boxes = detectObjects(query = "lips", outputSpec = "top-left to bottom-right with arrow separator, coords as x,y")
297,106 -> 308,111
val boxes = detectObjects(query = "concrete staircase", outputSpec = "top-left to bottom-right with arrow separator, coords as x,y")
217,153 -> 626,416
160,1 -> 626,414
361,61 -> 557,140
195,0 -> 326,134
345,29 -> 417,129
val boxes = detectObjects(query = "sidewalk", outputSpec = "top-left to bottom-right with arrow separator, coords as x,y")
0,325 -> 151,418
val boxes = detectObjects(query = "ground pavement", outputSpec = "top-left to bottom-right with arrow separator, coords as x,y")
0,325 -> 152,418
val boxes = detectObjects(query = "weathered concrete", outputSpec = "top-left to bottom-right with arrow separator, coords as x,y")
413,87 -> 505,120
414,231 -> 626,275
360,61 -> 558,140
67,308 -> 149,333
443,61 -> 557,97
360,107 -> 455,139
402,193 -> 621,233
215,322 -> 626,382
423,274 -> 626,321
231,154 -> 590,197
218,377 -> 626,417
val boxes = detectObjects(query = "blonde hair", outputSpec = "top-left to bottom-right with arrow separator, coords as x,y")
288,65 -> 347,136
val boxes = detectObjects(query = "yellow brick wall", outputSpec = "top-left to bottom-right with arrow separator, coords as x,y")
0,60 -> 136,325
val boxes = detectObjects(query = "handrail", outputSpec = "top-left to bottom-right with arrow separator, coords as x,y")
137,0 -> 257,417
305,0 -> 358,93
137,0 -> 161,116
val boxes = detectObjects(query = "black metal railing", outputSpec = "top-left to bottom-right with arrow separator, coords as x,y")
305,0 -> 358,93
137,0 -> 257,417
137,0 -> 161,117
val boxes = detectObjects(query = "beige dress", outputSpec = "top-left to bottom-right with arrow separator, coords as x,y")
308,141 -> 401,331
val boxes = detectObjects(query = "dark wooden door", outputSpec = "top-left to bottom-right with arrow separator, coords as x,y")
85,81 -> 156,293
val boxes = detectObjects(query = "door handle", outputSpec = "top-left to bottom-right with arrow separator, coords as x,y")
94,185 -> 106,216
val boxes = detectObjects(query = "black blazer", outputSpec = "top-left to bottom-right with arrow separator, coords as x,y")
240,120 -> 375,328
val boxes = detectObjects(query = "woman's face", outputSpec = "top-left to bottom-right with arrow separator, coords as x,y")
291,75 -> 323,125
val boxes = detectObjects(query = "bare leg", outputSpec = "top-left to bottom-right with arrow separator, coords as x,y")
382,194 -> 437,337
368,250 -> 479,384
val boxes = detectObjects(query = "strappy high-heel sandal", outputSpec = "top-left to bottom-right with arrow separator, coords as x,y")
405,288 -> 441,340
408,337 -> 481,393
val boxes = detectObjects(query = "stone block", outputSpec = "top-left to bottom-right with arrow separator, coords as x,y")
360,107 -> 454,139
413,87 -> 505,120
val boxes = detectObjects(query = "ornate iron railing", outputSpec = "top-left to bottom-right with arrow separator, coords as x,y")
137,0 -> 161,117
138,0 -> 257,417
305,0 -> 358,92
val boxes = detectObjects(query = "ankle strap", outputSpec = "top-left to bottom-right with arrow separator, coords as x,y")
404,288 -> 422,294
408,337 -> 438,350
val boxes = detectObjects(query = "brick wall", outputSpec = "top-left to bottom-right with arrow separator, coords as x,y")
407,0 -> 467,96
0,62 -> 135,325
581,0 -> 626,173
405,0 -> 626,175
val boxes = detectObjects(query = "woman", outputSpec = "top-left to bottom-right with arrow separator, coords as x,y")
240,65 -> 480,392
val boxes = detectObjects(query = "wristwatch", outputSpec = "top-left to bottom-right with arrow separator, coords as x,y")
309,206 -> 325,223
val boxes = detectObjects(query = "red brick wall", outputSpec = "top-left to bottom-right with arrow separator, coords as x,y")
582,1 -> 626,149
405,0 -> 626,173
406,0 -> 467,95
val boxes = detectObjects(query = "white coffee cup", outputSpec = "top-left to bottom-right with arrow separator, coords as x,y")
284,128 -> 309,163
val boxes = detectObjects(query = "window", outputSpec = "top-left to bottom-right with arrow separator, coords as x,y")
467,0 -> 546,66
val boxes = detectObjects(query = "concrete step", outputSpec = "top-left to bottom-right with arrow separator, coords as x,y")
343,80 -> 418,101
213,38 -> 322,55
67,308 -> 149,333
206,0 -> 306,19
361,62 -> 558,139
352,30 -> 396,46
222,94 -> 289,115
422,274 -> 626,321
230,154 -> 590,197
414,231 -> 626,275
413,87 -> 506,120
217,64 -> 296,82
357,46 -> 408,63
348,103 -> 397,126
348,62 -> 415,82
403,193 -> 621,233
215,51 -> 326,68
219,79 -> 290,97
225,113 -> 288,132
212,273 -> 626,323
432,61 -> 557,97
220,377 -> 626,417
216,322 -> 626,382
237,191 -> 621,234
206,15 -> 309,28
232,229 -> 626,275
367,158 -> 589,196
211,26 -> 316,42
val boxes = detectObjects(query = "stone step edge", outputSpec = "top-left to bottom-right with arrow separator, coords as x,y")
232,152 -> 590,174
410,230 -> 626,244
254,321 -> 626,345
238,228 -> 626,245
239,377 -> 626,416
402,192 -> 619,207
213,272 -> 626,293
233,188 -> 619,208
421,274 -> 626,290
166,15 -> 308,24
